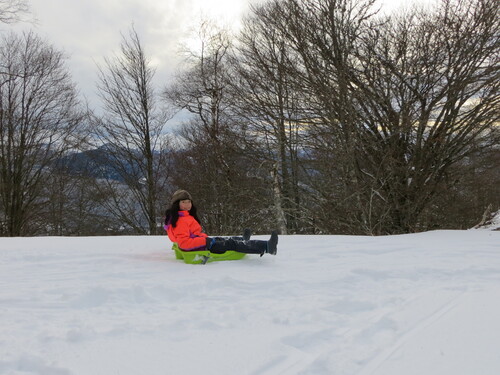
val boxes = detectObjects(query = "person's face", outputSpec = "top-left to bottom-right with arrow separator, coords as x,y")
179,199 -> 192,211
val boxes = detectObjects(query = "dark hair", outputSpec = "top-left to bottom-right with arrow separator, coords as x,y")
164,200 -> 201,228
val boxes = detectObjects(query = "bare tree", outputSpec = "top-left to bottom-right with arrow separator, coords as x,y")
230,2 -> 311,234
427,144 -> 500,230
94,27 -> 172,235
237,0 -> 498,234
343,0 -> 500,233
0,31 -> 84,236
164,20 -> 257,235
41,158 -> 124,236
243,0 -> 380,233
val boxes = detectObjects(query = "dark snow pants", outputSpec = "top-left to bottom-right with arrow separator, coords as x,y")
207,237 -> 268,254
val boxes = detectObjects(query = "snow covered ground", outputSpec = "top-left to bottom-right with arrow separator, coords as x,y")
1,229 -> 499,375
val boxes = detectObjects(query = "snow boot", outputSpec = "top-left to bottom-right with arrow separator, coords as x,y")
225,228 -> 251,241
243,228 -> 252,241
267,231 -> 278,255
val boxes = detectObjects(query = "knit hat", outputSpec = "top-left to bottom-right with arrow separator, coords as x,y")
170,189 -> 192,205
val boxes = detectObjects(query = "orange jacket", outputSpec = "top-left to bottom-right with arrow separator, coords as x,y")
165,210 -> 208,251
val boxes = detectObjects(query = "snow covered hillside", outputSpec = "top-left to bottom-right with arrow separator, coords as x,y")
1,229 -> 499,375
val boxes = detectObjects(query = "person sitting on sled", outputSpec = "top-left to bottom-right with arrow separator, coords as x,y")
164,189 -> 278,256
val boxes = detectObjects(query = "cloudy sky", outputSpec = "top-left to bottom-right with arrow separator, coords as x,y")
4,0 -> 419,119
5,0 -> 263,111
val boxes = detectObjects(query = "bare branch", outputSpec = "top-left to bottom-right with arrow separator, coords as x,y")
0,0 -> 31,24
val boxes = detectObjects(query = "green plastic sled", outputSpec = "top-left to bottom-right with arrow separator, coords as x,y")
172,243 -> 246,264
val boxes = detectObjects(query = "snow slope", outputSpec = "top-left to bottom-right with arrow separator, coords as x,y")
1,230 -> 499,375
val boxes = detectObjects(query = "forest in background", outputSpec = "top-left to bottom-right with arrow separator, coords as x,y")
0,0 -> 498,237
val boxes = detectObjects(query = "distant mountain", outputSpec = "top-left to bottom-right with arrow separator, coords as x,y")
55,145 -> 139,182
